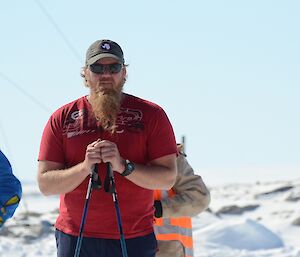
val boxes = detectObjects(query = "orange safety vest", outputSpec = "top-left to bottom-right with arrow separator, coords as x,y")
154,189 -> 194,257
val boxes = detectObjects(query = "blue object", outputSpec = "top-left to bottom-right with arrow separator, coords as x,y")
0,150 -> 22,227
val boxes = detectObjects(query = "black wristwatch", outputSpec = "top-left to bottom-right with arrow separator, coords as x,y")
121,159 -> 135,177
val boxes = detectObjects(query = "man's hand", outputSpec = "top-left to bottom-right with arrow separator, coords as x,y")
92,140 -> 124,173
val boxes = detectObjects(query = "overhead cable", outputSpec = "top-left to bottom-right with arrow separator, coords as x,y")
34,0 -> 83,64
0,71 -> 51,113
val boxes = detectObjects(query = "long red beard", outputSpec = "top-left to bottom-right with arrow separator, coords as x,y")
89,86 -> 122,133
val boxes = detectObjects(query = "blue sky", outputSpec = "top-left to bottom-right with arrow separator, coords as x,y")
1,0 -> 299,185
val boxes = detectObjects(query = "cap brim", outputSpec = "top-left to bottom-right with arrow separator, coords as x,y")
87,53 -> 122,65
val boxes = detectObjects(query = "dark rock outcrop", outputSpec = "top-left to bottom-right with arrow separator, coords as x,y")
255,186 -> 294,198
216,204 -> 260,215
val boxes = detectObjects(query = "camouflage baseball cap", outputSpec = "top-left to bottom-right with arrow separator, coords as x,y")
85,39 -> 124,65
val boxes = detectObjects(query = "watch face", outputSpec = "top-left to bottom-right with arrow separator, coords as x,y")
127,163 -> 134,171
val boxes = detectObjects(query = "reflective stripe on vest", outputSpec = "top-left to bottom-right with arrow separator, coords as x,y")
154,189 -> 194,257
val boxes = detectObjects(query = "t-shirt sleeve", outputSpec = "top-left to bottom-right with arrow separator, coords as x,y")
147,107 -> 177,161
38,112 -> 65,164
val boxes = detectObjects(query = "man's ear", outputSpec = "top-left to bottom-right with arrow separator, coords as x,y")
81,67 -> 90,87
81,67 -> 87,78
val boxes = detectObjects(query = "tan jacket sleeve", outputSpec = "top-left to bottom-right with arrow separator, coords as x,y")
160,153 -> 211,218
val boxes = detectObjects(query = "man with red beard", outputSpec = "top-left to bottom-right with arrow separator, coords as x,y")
37,39 -> 177,257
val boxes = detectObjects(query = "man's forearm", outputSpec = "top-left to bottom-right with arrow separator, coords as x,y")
124,163 -> 177,190
38,162 -> 90,196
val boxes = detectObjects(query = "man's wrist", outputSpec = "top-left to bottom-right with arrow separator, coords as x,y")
116,158 -> 126,174
80,162 -> 92,176
121,159 -> 135,177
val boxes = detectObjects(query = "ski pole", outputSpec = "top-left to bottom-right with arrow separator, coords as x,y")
74,164 -> 100,257
105,162 -> 128,257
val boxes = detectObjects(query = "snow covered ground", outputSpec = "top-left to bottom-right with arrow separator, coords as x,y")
1,178 -> 300,257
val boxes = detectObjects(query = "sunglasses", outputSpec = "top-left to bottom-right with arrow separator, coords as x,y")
89,63 -> 123,74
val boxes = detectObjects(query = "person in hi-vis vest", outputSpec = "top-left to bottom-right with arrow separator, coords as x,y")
153,144 -> 210,257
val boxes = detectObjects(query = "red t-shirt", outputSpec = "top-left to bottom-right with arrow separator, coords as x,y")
38,93 -> 177,239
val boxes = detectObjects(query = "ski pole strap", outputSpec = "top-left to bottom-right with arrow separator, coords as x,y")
92,163 -> 101,190
104,162 -> 115,193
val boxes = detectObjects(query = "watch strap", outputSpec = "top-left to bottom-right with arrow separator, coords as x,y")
121,159 -> 135,177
